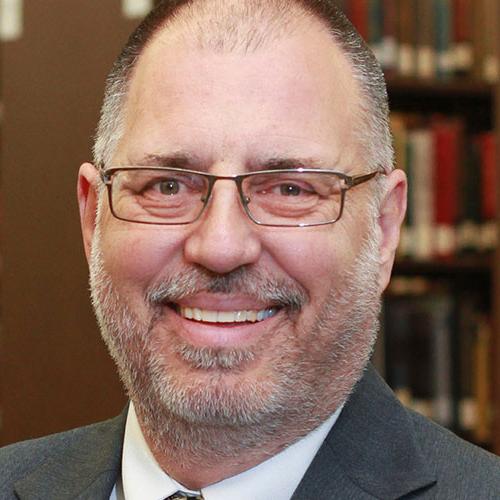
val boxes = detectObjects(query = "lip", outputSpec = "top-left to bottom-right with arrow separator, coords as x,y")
178,305 -> 278,323
164,301 -> 283,349
174,293 -> 275,311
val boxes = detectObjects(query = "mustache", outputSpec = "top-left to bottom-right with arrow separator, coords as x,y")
146,266 -> 309,311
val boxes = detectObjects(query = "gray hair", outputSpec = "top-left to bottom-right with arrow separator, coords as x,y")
93,0 -> 393,189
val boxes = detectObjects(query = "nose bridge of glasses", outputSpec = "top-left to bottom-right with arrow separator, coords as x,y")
205,174 -> 248,206
198,175 -> 250,226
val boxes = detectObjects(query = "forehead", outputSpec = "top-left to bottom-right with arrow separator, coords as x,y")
116,15 -> 363,169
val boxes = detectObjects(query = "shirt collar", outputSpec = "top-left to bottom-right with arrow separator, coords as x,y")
120,403 -> 342,500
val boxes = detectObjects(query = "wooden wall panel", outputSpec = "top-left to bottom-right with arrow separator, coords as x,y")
0,1 -> 139,445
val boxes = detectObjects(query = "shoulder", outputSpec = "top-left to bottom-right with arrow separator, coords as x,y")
0,413 -> 125,497
407,409 -> 500,494
326,366 -> 500,499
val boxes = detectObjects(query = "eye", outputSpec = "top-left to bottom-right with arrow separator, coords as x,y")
156,179 -> 181,195
280,183 -> 303,196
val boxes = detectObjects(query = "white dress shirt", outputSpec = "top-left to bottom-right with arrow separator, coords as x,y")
110,403 -> 342,500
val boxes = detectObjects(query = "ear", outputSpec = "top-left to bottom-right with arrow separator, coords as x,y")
77,162 -> 101,262
377,169 -> 407,292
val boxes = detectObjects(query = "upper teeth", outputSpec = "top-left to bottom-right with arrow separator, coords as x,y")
179,307 -> 277,323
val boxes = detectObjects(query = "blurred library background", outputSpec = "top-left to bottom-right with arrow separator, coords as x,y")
0,0 -> 499,456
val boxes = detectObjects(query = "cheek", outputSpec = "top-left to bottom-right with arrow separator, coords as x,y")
263,226 -> 357,301
99,222 -> 186,288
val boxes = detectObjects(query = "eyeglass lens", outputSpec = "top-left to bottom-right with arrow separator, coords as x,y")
110,169 -> 344,226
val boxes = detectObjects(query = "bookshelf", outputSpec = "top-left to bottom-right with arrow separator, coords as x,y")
339,0 -> 500,454
385,76 -> 500,454
394,255 -> 493,277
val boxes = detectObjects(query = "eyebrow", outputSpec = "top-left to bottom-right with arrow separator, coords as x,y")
131,153 -> 201,169
128,154 -> 332,172
257,157 -> 330,171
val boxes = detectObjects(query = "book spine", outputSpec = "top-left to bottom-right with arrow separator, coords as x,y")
456,294 -> 478,433
473,317 -> 493,443
476,132 -> 498,251
368,0 -> 384,64
409,129 -> 435,260
383,292 -> 414,405
381,0 -> 398,74
431,116 -> 461,257
391,112 -> 495,259
434,0 -> 455,78
384,282 -> 474,430
416,0 -> 436,78
397,0 -> 417,76
452,0 -> 474,74
347,0 -> 369,40
431,294 -> 454,427
481,0 -> 499,82
457,140 -> 482,253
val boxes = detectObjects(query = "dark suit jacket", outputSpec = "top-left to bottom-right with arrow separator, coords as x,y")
2,366 -> 500,499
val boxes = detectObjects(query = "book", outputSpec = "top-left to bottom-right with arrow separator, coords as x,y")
347,0 -> 369,40
473,316 -> 493,443
430,292 -> 454,426
431,116 -> 461,257
381,0 -> 398,74
416,0 -> 436,79
383,292 -> 414,404
342,0 -> 495,81
408,128 -> 435,259
456,294 -> 479,433
367,0 -> 384,64
434,0 -> 454,78
397,0 -> 417,76
390,112 -> 495,259
383,282 -> 455,427
457,139 -> 482,253
481,0 -> 499,82
452,0 -> 474,74
475,131 -> 498,251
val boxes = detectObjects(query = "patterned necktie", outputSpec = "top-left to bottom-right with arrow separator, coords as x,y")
165,491 -> 204,500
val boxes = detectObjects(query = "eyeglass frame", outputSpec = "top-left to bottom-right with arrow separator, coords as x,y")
99,165 -> 384,228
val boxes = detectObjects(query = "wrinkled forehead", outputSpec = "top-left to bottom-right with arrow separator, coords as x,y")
120,11 -> 364,168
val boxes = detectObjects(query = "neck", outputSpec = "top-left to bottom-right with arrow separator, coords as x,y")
134,403 -> 332,490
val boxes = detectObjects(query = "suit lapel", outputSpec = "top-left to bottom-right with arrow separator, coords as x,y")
292,365 -> 436,499
14,411 -> 126,500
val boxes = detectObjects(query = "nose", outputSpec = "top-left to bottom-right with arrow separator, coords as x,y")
183,180 -> 262,274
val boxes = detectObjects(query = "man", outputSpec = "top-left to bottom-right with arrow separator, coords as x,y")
1,0 -> 500,498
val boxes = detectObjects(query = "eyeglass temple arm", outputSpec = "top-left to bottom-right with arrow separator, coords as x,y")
348,169 -> 384,188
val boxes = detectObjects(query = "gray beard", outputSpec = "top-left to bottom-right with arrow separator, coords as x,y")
89,223 -> 381,462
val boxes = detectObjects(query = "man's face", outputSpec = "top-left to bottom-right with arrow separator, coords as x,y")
80,20 -> 400,445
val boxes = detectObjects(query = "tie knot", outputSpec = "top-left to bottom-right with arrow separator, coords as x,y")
166,491 -> 204,500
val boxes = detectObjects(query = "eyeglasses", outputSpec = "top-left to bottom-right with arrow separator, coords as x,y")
100,166 -> 383,228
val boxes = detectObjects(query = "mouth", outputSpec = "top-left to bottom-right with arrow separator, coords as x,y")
172,304 -> 280,324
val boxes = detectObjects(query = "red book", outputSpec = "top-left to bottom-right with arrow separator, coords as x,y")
453,0 -> 471,43
453,0 -> 473,73
347,0 -> 369,40
476,132 -> 497,220
431,116 -> 463,256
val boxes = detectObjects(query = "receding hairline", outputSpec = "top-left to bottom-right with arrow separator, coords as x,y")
113,2 -> 366,166
138,0 -> 325,55
94,0 -> 392,182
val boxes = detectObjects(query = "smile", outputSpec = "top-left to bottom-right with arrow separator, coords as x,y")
178,306 -> 279,324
